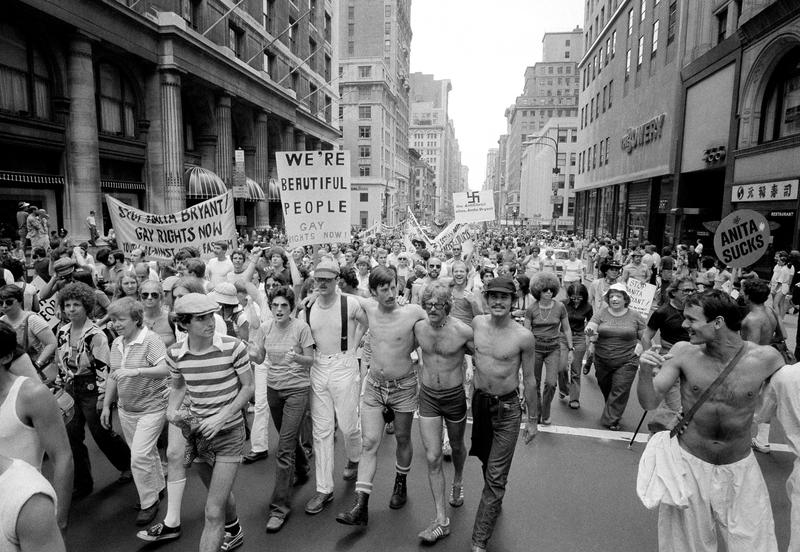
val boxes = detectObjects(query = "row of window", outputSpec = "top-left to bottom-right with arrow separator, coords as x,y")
582,30 -> 616,90
543,65 -> 573,75
580,80 -> 614,128
578,137 -> 611,174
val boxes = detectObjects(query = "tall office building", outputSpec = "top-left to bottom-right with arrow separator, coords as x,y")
409,72 -> 463,219
503,28 -> 584,221
339,0 -> 412,228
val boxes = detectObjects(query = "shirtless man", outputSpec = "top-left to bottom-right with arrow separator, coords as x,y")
411,257 -> 445,305
469,276 -> 537,552
413,281 -> 474,544
637,289 -> 783,552
336,266 -> 427,526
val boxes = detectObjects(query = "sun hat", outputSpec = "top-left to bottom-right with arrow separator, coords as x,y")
603,282 -> 630,301
208,282 -> 239,305
173,293 -> 220,316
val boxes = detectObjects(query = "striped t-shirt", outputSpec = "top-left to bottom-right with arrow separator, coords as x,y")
167,334 -> 250,431
109,328 -> 168,413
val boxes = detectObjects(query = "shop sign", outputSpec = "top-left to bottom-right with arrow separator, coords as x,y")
713,209 -> 770,268
731,180 -> 798,202
702,145 -> 726,165
769,211 -> 795,217
621,113 -> 666,154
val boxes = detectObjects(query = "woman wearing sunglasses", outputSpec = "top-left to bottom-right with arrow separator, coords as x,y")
140,281 -> 175,348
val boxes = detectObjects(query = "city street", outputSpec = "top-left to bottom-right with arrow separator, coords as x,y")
64,320 -> 798,552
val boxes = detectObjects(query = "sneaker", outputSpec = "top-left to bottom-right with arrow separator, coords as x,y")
305,492 -> 334,515
242,450 -> 269,464
136,521 -> 181,543
342,460 -> 358,481
540,418 -> 551,426
449,484 -> 464,508
751,438 -> 771,454
220,527 -> 243,551
418,519 -> 450,543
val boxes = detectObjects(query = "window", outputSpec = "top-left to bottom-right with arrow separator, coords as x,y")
566,39 -> 571,46
593,144 -> 597,168
652,20 -> 660,55
608,80 -> 613,108
602,85 -> 607,111
324,54 -> 331,80
596,93 -> 600,117
557,152 -> 566,166
358,65 -> 371,78
759,47 -> 800,142
606,38 -> 611,64
358,126 -> 371,138
605,137 -> 610,163
599,140 -> 605,166
359,211 -> 368,226
324,12 -> 331,41
348,41 -> 354,55
348,5 -> 354,18
571,128 -> 577,142
96,63 -> 136,137
641,0 -> 646,21
568,196 -> 575,217
347,22 -> 354,37
384,5 -> 391,17
601,6 -> 605,25
289,18 -> 297,50
570,152 -> 576,166
590,98 -> 595,121
565,51 -> 570,59
0,23 -> 52,120
667,1 -> 677,44
612,30 -> 617,56
358,105 -> 371,119
716,8 -> 727,44
358,145 -> 371,158
360,192 -> 369,201
558,129 -> 568,142
229,24 -> 243,58
548,66 -> 554,74
569,174 -> 575,189
263,50 -> 276,77
638,35 -> 645,67
599,48 -> 604,71
184,0 -> 201,30
385,21 -> 391,35
628,9 -> 634,35
580,107 -> 584,128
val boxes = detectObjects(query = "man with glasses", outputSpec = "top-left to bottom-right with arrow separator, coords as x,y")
469,276 -> 536,552
411,257 -> 447,305
337,266 -> 426,527
301,258 -> 368,515
641,276 -> 696,431
413,281 -> 474,544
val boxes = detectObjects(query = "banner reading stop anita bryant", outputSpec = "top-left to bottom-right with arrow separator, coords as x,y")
105,192 -> 237,260
713,209 -> 771,268
276,150 -> 350,248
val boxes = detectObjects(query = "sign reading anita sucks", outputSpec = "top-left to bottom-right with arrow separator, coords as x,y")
276,150 -> 350,248
713,209 -> 770,268
453,191 -> 496,223
106,193 -> 237,260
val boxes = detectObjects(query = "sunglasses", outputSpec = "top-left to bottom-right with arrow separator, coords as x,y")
423,302 -> 447,310
140,292 -> 161,299
1,299 -> 16,306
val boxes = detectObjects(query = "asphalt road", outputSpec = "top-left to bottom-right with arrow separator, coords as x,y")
64,342 -> 797,552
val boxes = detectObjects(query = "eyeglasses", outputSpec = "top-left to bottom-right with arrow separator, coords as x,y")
1,299 -> 16,306
140,292 -> 161,299
265,282 -> 281,288
423,302 -> 447,310
428,264 -> 441,269
314,277 -> 335,284
677,288 -> 696,295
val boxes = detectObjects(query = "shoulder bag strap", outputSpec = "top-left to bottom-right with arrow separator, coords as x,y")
340,294 -> 348,352
670,343 -> 747,438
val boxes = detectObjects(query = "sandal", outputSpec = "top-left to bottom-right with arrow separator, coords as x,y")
449,484 -> 464,507
568,400 -> 580,409
418,519 -> 451,543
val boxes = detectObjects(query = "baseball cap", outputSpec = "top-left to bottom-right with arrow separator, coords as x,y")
484,277 -> 516,295
208,282 -> 239,305
161,275 -> 180,293
313,257 -> 340,278
173,293 -> 220,316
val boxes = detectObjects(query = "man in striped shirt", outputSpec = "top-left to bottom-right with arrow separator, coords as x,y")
166,293 -> 254,552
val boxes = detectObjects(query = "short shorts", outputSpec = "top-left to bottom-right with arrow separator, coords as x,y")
362,370 -> 418,414
187,422 -> 245,466
418,382 -> 467,423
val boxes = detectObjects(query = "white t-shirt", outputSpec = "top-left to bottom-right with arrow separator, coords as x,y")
206,257 -> 234,286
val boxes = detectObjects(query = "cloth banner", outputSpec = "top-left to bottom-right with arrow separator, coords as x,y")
276,150 -> 350,248
626,279 -> 657,318
431,222 -> 474,252
406,207 -> 433,245
453,191 -> 496,223
105,192 -> 236,260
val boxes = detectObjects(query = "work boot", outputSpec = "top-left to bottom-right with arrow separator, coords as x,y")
389,474 -> 407,509
336,491 -> 369,526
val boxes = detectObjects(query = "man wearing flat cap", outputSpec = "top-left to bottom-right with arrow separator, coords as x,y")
164,293 -> 254,551
469,276 -> 537,552
301,258 -> 368,515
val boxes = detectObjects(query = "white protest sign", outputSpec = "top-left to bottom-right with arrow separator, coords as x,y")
106,192 -> 237,260
31,276 -> 59,329
276,150 -> 350,248
626,279 -> 656,318
713,209 -> 770,268
453,191 -> 496,223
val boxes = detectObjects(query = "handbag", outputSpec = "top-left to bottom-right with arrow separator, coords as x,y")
637,343 -> 748,509
52,386 -> 75,424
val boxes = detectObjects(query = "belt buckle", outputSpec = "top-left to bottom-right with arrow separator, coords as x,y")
86,383 -> 95,391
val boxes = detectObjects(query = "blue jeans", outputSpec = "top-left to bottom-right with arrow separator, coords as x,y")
469,389 -> 522,549
267,386 -> 310,519
533,345 -> 561,421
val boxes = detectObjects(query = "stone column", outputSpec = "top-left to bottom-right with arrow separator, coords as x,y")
254,111 -> 270,226
197,134 -> 218,172
215,94 -> 233,185
159,69 -> 185,212
282,123 -> 296,151
295,131 -> 307,151
65,35 -> 102,239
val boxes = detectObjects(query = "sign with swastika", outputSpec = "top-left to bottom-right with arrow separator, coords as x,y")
453,191 -> 495,223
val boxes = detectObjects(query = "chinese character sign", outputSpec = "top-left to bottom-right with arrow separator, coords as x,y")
276,150 -> 351,248
731,180 -> 798,203
452,191 -> 496,223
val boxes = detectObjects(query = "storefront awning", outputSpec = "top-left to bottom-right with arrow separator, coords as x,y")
267,178 -> 281,202
244,178 -> 266,202
0,171 -> 64,185
101,179 -> 146,191
185,167 -> 227,198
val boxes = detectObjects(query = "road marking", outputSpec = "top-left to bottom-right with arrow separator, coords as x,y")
535,423 -> 650,443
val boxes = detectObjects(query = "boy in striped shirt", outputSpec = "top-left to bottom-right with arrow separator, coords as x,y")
166,293 -> 254,552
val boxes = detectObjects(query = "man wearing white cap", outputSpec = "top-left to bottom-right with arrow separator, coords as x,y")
302,258 -> 368,515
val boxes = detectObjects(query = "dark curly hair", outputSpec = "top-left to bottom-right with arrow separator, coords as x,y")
58,282 -> 96,312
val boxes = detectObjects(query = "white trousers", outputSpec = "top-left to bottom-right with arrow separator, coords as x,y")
658,448 -> 777,552
118,409 -> 166,509
310,351 -> 362,494
789,458 -> 800,552
250,363 -> 270,453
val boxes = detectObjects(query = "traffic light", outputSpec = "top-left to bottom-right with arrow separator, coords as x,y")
552,167 -> 561,174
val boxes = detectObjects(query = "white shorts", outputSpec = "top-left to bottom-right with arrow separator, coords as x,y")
658,447 -> 777,552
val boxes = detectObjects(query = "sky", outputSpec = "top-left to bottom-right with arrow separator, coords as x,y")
409,0 -> 585,190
